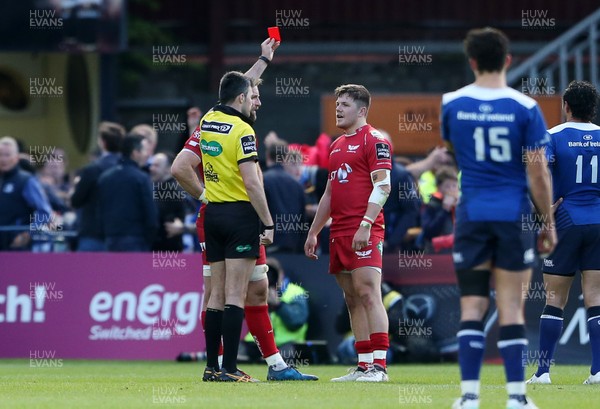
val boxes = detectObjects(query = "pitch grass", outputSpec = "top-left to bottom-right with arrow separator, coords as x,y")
1,360 -> 599,408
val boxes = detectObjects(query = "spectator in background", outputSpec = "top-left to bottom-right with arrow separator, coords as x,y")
130,123 -> 158,168
263,131 -> 330,221
243,257 -> 310,363
187,107 -> 202,131
98,134 -> 158,252
71,121 -> 125,251
0,136 -> 52,250
149,152 -> 186,251
412,146 -> 455,204
37,148 -> 71,189
177,106 -> 203,149
419,166 -> 459,254
263,140 -> 307,253
37,149 -> 71,213
380,130 -> 421,252
14,138 -> 36,174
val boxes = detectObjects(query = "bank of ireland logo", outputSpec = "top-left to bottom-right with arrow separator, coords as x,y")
479,103 -> 493,113
201,139 -> 223,157
336,163 -> 352,183
377,241 -> 383,256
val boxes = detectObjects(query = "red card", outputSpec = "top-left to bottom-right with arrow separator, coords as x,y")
268,26 -> 281,42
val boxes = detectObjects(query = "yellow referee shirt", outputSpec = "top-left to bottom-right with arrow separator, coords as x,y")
199,105 -> 258,203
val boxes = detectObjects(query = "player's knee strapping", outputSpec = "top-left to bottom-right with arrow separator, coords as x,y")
456,269 -> 491,297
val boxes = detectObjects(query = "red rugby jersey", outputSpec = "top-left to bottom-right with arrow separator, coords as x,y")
328,125 -> 392,238
183,126 -> 204,180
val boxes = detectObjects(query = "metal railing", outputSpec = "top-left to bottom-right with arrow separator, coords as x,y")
507,8 -> 600,92
0,225 -> 77,252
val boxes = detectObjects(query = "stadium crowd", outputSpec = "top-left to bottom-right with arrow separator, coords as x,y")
0,121 -> 457,254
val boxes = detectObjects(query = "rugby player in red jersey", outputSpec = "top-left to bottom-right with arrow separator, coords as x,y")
171,39 -> 316,382
305,84 -> 392,382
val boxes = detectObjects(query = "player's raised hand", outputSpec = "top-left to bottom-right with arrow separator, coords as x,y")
304,233 -> 318,260
428,146 -> 450,167
261,38 -> 280,60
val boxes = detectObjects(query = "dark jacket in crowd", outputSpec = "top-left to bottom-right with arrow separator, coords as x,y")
384,162 -> 421,251
263,164 -> 306,253
152,177 -> 186,251
71,152 -> 120,239
0,166 -> 52,250
420,191 -> 454,253
97,158 -> 158,248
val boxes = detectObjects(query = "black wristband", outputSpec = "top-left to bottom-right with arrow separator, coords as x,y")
258,56 -> 271,65
264,225 -> 275,230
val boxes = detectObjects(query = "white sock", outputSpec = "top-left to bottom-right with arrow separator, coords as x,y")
358,352 -> 373,366
461,380 -> 480,397
506,381 -> 526,396
265,353 -> 287,371
217,355 -> 223,369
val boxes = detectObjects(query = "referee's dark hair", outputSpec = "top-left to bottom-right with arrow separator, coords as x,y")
121,133 -> 145,159
99,121 -> 126,153
563,80 -> 599,122
219,71 -> 253,105
464,27 -> 509,73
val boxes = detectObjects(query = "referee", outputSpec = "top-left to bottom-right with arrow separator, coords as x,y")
202,71 -> 274,382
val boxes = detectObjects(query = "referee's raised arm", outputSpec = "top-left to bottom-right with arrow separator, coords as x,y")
244,38 -> 280,82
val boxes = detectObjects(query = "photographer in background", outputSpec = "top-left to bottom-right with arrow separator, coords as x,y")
243,257 -> 310,364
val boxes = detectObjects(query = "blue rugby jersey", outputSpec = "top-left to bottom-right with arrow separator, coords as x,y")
442,85 -> 549,221
546,121 -> 600,229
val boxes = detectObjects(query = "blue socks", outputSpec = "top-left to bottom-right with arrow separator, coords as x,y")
498,324 -> 527,400
458,321 -> 485,383
587,306 -> 600,375
535,305 -> 563,376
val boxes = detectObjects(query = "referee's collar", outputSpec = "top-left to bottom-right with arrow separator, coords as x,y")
213,104 -> 254,126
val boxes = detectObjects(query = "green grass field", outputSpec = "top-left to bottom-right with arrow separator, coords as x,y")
1,360 -> 599,408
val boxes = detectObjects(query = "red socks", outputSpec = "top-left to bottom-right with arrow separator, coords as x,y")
370,332 -> 389,369
355,339 -> 373,370
245,305 -> 279,358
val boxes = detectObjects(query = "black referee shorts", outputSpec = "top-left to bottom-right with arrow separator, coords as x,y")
204,201 -> 260,262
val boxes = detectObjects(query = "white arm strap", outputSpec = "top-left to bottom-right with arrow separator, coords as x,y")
368,169 -> 391,207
